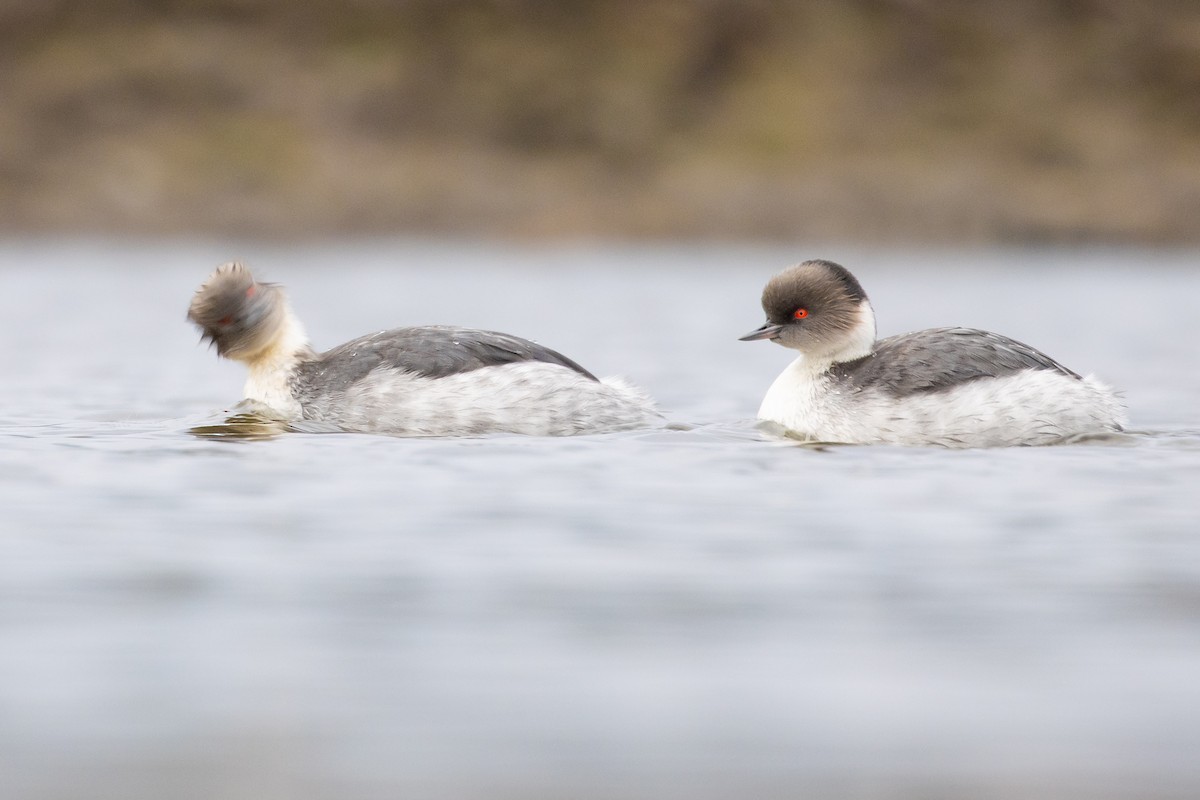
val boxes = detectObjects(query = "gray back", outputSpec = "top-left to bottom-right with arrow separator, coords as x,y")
831,327 -> 1081,397
293,325 -> 598,393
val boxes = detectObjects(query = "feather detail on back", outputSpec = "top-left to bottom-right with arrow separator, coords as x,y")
829,327 -> 1081,397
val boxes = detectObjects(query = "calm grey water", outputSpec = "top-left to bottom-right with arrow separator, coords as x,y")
1,240 -> 1198,800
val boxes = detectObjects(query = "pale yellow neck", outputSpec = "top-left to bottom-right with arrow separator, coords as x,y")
239,305 -> 312,416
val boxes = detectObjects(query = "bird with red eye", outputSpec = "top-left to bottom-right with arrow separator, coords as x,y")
738,258 -> 1127,447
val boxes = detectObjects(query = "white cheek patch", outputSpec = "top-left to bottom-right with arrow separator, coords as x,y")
781,299 -> 877,366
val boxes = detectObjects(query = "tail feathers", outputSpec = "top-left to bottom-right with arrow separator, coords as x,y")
600,375 -> 662,423
1082,375 -> 1129,431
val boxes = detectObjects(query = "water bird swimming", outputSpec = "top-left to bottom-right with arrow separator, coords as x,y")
739,259 -> 1126,447
187,262 -> 659,436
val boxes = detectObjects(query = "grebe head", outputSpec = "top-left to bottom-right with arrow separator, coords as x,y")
187,261 -> 293,362
739,259 -> 877,363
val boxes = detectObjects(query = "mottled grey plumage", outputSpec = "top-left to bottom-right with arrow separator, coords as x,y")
829,326 -> 1082,397
292,325 -> 598,393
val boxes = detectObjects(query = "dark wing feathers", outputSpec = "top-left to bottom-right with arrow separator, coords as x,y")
296,326 -> 597,391
831,327 -> 1081,397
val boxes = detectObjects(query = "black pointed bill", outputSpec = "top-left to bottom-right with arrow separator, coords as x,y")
739,322 -> 785,342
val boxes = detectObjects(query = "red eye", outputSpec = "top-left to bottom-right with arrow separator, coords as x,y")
793,308 -> 809,319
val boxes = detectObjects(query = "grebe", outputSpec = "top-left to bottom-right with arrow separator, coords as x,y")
188,262 -> 659,436
740,259 -> 1126,447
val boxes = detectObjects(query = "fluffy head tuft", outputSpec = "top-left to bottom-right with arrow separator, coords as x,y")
187,261 -> 297,362
761,260 -> 867,323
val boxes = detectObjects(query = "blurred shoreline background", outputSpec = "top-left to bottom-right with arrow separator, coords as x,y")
2,0 -> 1198,243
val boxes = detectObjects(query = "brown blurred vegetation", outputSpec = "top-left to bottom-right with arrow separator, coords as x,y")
1,0 -> 1198,242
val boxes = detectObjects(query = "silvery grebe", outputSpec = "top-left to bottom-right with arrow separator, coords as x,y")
188,262 -> 660,436
740,259 -> 1126,447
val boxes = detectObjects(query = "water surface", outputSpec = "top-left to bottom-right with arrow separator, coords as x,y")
1,241 -> 1198,800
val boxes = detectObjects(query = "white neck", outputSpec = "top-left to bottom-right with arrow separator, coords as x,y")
757,300 -> 879,432
836,300 -> 877,362
800,299 -> 877,373
241,307 -> 311,416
